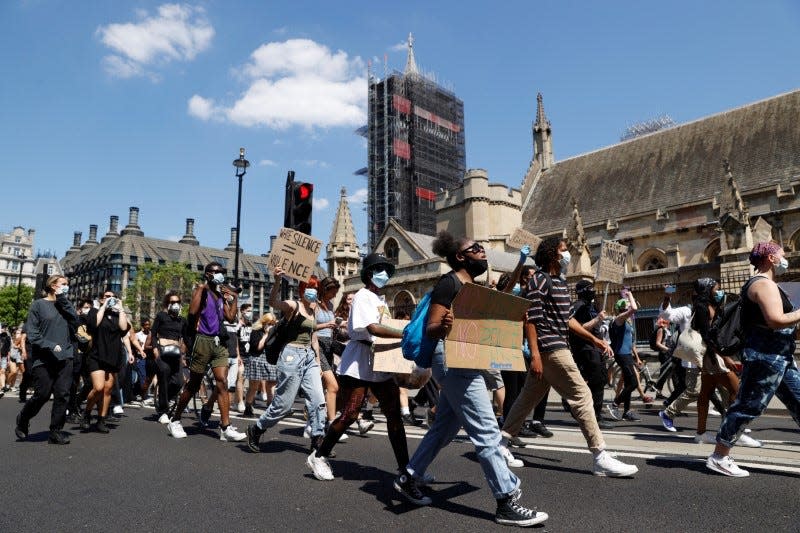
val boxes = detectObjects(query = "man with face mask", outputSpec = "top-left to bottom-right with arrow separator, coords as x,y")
500,237 -> 639,478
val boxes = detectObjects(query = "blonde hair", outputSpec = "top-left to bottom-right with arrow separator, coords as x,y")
44,275 -> 67,295
258,312 -> 277,327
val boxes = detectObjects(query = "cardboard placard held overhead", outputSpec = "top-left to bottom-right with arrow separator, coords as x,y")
596,240 -> 629,285
372,318 -> 415,374
267,227 -> 323,282
445,283 -> 529,371
507,227 -> 542,252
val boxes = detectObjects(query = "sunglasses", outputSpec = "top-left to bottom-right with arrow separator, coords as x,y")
169,300 -> 180,304
460,243 -> 485,255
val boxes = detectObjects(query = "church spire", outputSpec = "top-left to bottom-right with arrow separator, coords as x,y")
405,32 -> 419,76
328,188 -> 359,248
532,92 -> 554,170
326,188 -> 362,303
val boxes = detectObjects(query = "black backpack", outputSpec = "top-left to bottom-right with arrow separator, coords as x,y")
707,277 -> 759,356
649,326 -> 663,352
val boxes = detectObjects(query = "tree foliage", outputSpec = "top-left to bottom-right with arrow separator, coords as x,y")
124,262 -> 199,325
0,284 -> 35,328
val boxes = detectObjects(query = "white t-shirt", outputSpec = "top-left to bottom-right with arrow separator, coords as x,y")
659,303 -> 696,369
337,287 -> 393,383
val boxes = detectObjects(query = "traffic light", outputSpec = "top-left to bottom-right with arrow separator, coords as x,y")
289,181 -> 313,234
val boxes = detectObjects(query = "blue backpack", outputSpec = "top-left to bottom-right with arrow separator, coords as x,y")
401,291 -> 438,368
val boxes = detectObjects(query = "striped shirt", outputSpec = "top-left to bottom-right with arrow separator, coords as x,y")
525,271 -> 571,352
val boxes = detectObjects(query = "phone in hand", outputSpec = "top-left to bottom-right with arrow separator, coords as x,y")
665,285 -> 677,294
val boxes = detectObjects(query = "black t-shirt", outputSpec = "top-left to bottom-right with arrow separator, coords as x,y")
248,328 -> 265,356
223,321 -> 239,358
86,308 -> 129,368
429,272 -> 463,309
569,299 -> 601,354
151,311 -> 187,344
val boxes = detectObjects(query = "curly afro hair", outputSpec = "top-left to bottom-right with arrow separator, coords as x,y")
534,236 -> 565,270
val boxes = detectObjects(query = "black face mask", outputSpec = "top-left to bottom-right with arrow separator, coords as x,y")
463,257 -> 488,279
579,290 -> 596,302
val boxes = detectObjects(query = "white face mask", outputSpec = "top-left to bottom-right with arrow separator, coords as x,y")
773,257 -> 789,276
559,250 -> 571,270
168,303 -> 181,314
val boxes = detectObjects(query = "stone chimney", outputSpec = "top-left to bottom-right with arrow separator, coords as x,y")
121,206 -> 144,237
65,231 -> 82,256
179,218 -> 200,246
225,227 -> 239,252
84,224 -> 98,247
269,235 -> 277,252
102,215 -> 120,243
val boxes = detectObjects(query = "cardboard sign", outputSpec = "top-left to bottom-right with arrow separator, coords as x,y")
267,227 -> 323,282
596,240 -> 629,284
444,283 -> 529,371
372,318 -> 415,374
507,227 -> 542,252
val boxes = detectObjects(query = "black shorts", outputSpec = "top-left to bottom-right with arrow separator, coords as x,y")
86,355 -> 118,374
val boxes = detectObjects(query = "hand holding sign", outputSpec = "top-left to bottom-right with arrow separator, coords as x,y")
268,227 -> 323,282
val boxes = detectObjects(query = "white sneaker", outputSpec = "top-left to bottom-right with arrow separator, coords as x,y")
694,431 -> 717,444
605,403 -> 621,421
592,451 -> 638,477
167,420 -> 187,439
142,397 -> 155,407
303,423 -> 312,439
737,433 -> 763,448
709,407 -> 721,417
706,454 -> 749,477
357,418 -> 374,435
220,425 -> 247,442
112,405 -> 124,416
306,451 -> 334,480
500,445 -> 523,468
260,392 -> 268,402
158,413 -> 170,425
234,402 -> 245,413
338,431 -> 349,442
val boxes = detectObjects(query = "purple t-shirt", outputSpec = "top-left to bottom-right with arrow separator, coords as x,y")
198,290 -> 223,336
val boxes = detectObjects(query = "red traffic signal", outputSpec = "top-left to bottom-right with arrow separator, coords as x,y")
296,183 -> 313,201
290,181 -> 313,234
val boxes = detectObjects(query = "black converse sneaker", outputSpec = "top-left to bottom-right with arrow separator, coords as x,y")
393,471 -> 432,506
246,424 -> 263,453
495,490 -> 548,527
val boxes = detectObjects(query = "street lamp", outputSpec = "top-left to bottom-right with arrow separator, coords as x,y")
15,254 -> 27,326
232,147 -> 250,286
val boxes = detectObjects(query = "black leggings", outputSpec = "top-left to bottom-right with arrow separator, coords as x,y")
146,356 -> 181,413
613,353 -> 638,413
574,348 -> 607,418
19,356 -> 73,431
317,375 -> 408,471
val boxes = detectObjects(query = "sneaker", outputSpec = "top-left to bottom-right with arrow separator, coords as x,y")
199,405 -> 212,428
401,413 -> 423,426
393,472 -> 432,506
234,402 -> 245,413
597,418 -> 615,430
246,424 -> 263,452
530,421 -> 553,438
507,435 -> 527,448
606,403 -> 621,421
622,410 -> 641,422
303,423 -> 312,439
694,431 -> 717,444
500,444 -> 523,468
220,425 -> 246,442
95,417 -> 110,434
15,413 -> 29,440
306,451 -> 335,480
362,410 -> 375,422
260,391 -> 268,403
737,433 -> 763,448
158,413 -> 171,425
592,451 -> 638,477
709,407 -> 721,417
167,420 -> 187,439
243,404 -> 254,418
142,397 -> 155,407
357,418 -> 374,435
112,405 -> 124,416
495,495 -> 548,527
48,430 -> 70,445
80,412 -> 91,431
658,410 -> 676,432
519,422 -> 538,438
338,431 -> 349,442
706,453 -> 749,477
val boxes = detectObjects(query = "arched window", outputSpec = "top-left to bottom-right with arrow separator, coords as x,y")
392,291 -> 415,319
384,238 -> 399,265
637,248 -> 667,271
703,238 -> 721,263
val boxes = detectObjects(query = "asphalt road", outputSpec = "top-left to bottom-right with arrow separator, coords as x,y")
1,393 -> 798,532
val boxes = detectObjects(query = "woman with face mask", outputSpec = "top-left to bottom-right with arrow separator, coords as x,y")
144,291 -> 188,423
246,271 -> 327,460
307,254 -> 414,486
707,242 -> 800,477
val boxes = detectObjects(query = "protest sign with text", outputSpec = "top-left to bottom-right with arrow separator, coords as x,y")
596,240 -> 629,284
507,227 -> 542,252
444,283 -> 529,371
267,227 -> 323,282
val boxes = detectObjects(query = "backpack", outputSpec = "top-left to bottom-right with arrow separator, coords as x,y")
707,277 -> 759,356
401,291 -> 438,368
649,326 -> 663,352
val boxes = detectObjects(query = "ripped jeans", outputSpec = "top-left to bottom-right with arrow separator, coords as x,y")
255,344 -> 326,438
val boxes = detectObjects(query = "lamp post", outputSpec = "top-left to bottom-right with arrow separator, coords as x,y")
14,254 -> 27,326
232,147 -> 250,286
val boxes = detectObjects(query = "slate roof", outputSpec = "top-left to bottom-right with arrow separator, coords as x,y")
523,89 -> 800,236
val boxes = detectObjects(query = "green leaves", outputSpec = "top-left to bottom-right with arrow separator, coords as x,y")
0,284 -> 34,327
123,262 -> 199,324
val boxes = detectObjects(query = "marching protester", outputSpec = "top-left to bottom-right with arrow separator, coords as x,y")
245,270 -> 326,454
145,291 -> 188,423
707,242 -> 800,477
606,290 -> 644,422
166,262 -> 245,442
15,275 -> 80,444
314,277 -> 344,433
402,231 -> 548,527
501,237 -> 639,478
243,312 -> 278,417
308,254 -> 413,486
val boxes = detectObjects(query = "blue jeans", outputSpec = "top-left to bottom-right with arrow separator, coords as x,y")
717,346 -> 800,447
256,345 -> 325,437
407,344 -> 520,499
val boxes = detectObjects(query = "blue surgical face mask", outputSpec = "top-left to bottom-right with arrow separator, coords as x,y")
773,257 -> 789,276
211,272 -> 225,285
371,270 -> 390,288
303,288 -> 318,302
559,250 -> 571,270
512,283 -> 521,296
58,285 -> 69,295
714,290 -> 725,303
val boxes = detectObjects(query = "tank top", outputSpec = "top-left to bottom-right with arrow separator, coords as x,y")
285,308 -> 315,345
315,301 -> 335,339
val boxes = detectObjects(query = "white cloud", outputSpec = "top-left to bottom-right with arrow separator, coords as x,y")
313,198 -> 330,210
258,159 -> 277,167
389,41 -> 407,52
348,188 -> 368,204
187,94 -> 217,120
98,4 -> 214,79
190,38 -> 366,130
299,159 -> 329,168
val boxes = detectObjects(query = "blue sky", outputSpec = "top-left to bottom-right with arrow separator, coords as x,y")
1,1 -> 799,259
